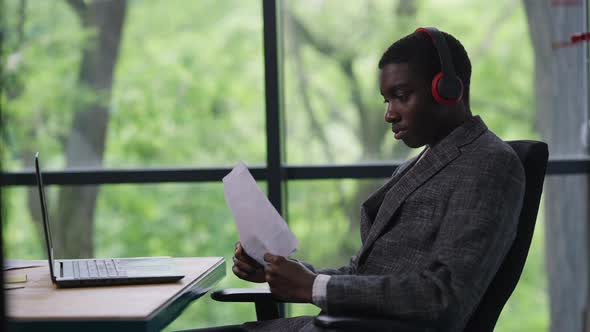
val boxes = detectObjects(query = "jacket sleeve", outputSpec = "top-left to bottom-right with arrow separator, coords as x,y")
323,150 -> 526,325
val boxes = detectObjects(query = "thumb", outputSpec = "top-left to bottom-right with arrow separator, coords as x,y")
263,253 -> 277,263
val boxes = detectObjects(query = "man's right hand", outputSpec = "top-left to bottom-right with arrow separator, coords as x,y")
232,241 -> 266,283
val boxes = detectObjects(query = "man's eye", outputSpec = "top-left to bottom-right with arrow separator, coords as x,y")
397,94 -> 409,102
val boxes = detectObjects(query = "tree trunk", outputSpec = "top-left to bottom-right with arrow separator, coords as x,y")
29,0 -> 127,258
522,1 -> 589,331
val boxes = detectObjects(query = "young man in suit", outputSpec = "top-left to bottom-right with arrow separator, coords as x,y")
191,28 -> 525,332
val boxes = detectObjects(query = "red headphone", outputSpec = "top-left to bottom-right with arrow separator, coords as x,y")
415,27 -> 464,105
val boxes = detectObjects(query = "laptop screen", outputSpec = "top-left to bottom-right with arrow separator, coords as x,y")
34,153 -> 56,282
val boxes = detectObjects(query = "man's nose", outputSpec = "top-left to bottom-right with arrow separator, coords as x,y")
384,104 -> 400,123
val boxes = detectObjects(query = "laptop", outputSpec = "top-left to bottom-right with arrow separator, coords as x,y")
34,153 -> 185,287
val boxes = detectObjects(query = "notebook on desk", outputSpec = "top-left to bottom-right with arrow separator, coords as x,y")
34,153 -> 184,288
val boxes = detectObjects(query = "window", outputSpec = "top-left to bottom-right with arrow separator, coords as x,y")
1,0 -> 265,171
283,0 -> 535,165
2,0 -> 589,331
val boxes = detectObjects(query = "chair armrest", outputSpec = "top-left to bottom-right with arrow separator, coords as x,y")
211,288 -> 279,302
313,313 -> 434,332
211,288 -> 284,321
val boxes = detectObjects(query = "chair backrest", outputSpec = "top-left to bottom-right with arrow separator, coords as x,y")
464,140 -> 548,332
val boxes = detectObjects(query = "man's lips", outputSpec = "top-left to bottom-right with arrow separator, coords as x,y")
392,127 -> 408,140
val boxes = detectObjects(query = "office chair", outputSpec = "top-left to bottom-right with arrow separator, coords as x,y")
212,140 -> 549,332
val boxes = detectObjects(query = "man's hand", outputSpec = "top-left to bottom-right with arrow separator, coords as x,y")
232,242 -> 266,283
264,253 -> 317,303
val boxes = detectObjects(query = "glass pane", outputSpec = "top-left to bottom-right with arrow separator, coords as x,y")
283,0 -> 537,164
287,179 -> 371,317
286,179 -> 549,331
2,182 -> 268,330
1,0 -> 265,171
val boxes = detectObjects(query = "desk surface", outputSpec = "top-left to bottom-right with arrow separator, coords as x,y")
5,257 -> 225,331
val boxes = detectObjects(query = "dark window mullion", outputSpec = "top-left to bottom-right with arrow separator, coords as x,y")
263,0 -> 287,318
262,0 -> 286,215
1,158 -> 589,186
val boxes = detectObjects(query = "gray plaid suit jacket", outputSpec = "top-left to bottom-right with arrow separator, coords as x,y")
244,116 -> 525,332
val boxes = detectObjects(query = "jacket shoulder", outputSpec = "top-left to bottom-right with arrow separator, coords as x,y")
458,130 -> 525,179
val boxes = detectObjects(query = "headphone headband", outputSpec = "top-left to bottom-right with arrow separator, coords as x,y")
415,27 -> 463,105
415,27 -> 457,80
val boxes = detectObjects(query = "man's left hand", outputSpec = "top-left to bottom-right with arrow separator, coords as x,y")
263,253 -> 317,303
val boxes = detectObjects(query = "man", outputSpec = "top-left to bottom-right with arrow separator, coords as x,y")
191,28 -> 525,332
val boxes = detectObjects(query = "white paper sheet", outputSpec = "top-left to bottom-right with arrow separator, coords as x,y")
223,162 -> 298,265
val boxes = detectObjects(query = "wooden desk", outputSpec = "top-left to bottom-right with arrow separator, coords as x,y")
5,257 -> 225,332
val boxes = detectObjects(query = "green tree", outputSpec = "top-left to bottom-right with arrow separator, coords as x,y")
3,0 -> 127,258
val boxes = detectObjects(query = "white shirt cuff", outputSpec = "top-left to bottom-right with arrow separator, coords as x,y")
312,274 -> 331,310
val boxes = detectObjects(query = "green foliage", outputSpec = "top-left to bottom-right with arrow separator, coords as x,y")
107,0 -> 266,168
1,0 -> 548,330
2,1 -> 87,168
284,0 -> 536,164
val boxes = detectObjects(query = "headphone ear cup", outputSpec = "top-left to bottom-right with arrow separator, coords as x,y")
431,72 -> 463,105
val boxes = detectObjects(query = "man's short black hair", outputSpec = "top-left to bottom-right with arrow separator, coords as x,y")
378,30 -> 472,108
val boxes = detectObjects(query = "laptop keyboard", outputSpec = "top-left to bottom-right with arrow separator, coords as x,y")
73,259 -> 125,279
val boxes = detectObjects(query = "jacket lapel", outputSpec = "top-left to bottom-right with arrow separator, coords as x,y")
356,116 -> 488,264
359,152 -> 424,241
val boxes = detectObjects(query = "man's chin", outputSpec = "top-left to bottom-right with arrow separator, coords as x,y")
402,138 -> 425,149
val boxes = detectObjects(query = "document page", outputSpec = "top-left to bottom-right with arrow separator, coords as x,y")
223,162 -> 298,265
